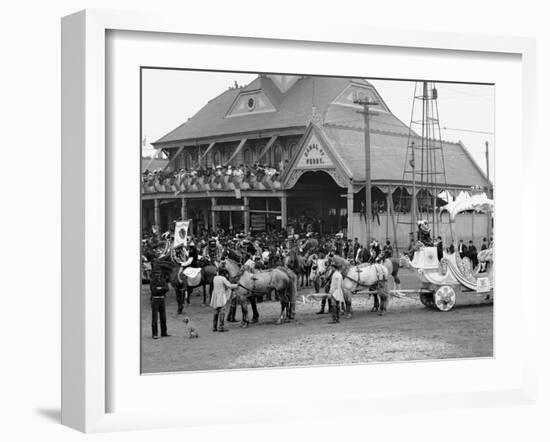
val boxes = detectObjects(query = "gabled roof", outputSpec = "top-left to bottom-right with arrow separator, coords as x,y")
154,75 -> 409,145
153,74 -> 487,190
322,124 -> 487,188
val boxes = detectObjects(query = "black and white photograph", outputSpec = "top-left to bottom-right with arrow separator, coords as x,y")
140,70 -> 494,373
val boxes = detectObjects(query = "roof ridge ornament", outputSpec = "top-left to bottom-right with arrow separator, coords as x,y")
307,105 -> 323,126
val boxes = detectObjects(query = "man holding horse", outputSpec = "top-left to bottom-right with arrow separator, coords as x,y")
328,262 -> 344,323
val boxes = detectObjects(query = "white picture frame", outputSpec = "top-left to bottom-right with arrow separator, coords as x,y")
61,9 -> 537,433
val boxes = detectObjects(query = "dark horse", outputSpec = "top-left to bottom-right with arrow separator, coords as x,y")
284,248 -> 309,287
221,258 -> 297,326
154,256 -> 217,314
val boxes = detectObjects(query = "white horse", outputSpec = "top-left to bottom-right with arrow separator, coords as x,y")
317,255 -> 392,317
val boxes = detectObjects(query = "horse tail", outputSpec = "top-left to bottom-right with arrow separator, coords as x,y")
286,268 -> 298,317
277,267 -> 297,302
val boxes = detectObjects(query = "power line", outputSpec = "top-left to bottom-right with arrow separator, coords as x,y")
442,127 -> 494,135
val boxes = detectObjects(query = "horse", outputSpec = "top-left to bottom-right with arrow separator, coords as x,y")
308,254 -> 327,292
322,255 -> 398,316
284,248 -> 309,287
154,256 -> 217,314
220,258 -> 298,326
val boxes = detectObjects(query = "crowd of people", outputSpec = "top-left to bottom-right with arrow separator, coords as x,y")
144,220 -> 493,337
142,161 -> 288,194
143,226 -> 394,272
144,228 -> 395,337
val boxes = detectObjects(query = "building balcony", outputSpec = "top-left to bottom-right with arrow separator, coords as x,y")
142,171 -> 283,195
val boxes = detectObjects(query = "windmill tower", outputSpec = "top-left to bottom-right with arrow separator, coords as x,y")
395,81 -> 451,247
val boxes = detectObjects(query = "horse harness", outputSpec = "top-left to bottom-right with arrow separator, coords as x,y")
343,263 -> 387,288
236,270 -> 273,295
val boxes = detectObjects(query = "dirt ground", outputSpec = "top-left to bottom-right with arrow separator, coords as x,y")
141,268 -> 493,373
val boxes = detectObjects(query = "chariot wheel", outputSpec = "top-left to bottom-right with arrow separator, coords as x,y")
419,292 -> 435,308
434,285 -> 456,312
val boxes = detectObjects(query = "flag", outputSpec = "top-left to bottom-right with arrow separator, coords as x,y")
174,220 -> 190,248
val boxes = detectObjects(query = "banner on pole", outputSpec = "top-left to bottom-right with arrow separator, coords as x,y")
174,220 -> 190,248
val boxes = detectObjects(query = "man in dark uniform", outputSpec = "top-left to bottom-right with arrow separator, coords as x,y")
207,236 -> 221,266
435,236 -> 443,261
480,237 -> 488,251
448,240 -> 455,254
149,266 -> 170,339
468,240 -> 478,268
380,240 -> 393,260
458,239 -> 467,259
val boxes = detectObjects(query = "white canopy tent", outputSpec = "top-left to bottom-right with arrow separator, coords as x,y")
440,192 -> 494,220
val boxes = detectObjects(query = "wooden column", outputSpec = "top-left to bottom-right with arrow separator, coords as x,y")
181,197 -> 187,220
181,197 -> 188,233
281,193 -> 287,229
347,183 -> 354,239
385,188 -> 391,240
243,196 -> 250,234
153,199 -> 160,234
211,197 -> 217,233
388,187 -> 399,251
203,208 -> 209,231
265,199 -> 269,231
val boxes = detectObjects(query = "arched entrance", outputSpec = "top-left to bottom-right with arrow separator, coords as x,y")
287,171 -> 348,234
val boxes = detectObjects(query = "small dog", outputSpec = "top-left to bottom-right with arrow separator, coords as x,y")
182,317 -> 199,339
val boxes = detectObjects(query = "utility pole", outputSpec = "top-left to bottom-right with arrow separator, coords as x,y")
410,141 -> 417,235
485,140 -> 492,241
354,94 -> 378,246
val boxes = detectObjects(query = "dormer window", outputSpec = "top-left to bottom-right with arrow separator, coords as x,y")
226,91 -> 276,118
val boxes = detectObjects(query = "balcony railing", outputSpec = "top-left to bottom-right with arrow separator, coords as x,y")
142,170 -> 283,194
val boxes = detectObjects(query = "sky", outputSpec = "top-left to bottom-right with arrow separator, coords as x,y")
141,69 -> 494,181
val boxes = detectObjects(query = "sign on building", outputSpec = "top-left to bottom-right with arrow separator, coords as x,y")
296,134 -> 334,169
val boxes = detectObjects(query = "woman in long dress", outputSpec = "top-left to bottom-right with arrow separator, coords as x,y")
209,269 -> 238,332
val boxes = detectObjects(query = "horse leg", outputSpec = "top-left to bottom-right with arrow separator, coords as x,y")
240,302 -> 249,328
378,282 -> 388,316
344,292 -> 352,319
176,288 -> 184,314
392,266 -> 401,291
250,297 -> 259,323
227,298 -> 237,322
277,301 -> 288,325
371,293 -> 379,312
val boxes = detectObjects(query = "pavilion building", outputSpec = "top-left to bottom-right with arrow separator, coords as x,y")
143,74 -> 489,247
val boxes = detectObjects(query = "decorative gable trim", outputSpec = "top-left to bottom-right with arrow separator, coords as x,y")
281,123 -> 352,189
